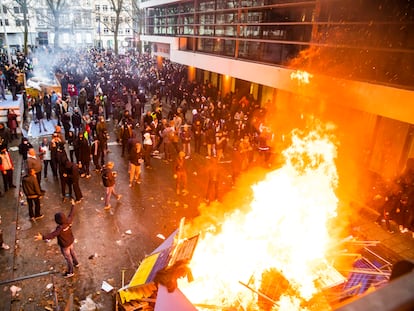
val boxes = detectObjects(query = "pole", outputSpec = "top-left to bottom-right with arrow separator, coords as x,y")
0,270 -> 59,286
0,0 -> 12,66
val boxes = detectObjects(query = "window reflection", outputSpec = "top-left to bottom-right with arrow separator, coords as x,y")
144,0 -> 414,88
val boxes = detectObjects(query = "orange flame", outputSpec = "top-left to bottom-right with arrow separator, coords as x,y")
180,122 -> 341,310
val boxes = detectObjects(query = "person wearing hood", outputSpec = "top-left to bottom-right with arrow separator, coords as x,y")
34,199 -> 79,278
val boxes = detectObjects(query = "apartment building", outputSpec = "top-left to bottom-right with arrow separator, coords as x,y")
139,0 -> 414,185
94,0 -> 136,51
0,0 -> 38,52
35,0 -> 94,48
0,0 -> 137,52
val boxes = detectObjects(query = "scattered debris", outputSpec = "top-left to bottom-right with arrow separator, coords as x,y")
10,285 -> 21,297
79,295 -> 98,311
156,234 -> 165,240
101,280 -> 114,293
46,283 -> 53,290
125,230 -> 132,235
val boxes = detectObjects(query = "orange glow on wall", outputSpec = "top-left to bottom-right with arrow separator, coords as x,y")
188,66 -> 196,82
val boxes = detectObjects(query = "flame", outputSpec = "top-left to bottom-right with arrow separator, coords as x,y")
180,122 -> 340,310
290,70 -> 314,84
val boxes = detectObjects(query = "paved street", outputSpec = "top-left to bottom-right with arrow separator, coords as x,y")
0,116 -> 233,310
1,117 -> 414,310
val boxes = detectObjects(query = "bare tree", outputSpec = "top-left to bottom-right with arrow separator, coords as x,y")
47,0 -> 66,49
108,0 -> 124,55
129,0 -> 144,51
5,0 -> 32,55
36,0 -> 66,49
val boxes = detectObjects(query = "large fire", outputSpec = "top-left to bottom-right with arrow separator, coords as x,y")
179,122 -> 343,310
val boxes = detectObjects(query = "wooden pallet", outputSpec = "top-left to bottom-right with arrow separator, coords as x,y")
120,300 -> 152,311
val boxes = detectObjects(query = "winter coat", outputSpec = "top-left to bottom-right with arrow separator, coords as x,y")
43,205 -> 76,248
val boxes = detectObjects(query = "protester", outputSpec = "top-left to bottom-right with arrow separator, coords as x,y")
0,122 -> 12,149
34,199 -> 80,278
22,168 -> 43,221
7,109 -> 18,140
63,161 -> 83,203
128,142 -> 143,187
27,148 -> 45,192
174,151 -> 188,195
142,132 -> 153,168
39,137 -> 52,179
101,161 -> 122,210
18,136 -> 33,170
205,156 -> 220,204
0,145 -> 16,192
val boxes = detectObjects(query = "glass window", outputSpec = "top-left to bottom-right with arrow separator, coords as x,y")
95,5 -> 100,11
198,0 -> 215,11
63,33 -> 70,44
103,5 -> 108,12
13,7 -> 20,14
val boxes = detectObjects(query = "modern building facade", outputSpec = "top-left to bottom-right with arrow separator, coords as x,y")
139,0 -> 414,187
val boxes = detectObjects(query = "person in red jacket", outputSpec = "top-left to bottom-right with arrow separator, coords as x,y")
34,199 -> 80,278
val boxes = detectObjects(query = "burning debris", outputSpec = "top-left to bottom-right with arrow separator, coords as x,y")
177,121 -> 345,310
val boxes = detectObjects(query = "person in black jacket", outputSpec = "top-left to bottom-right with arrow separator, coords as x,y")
101,161 -> 121,210
63,161 -> 83,203
22,168 -> 43,220
74,132 -> 91,178
35,199 -> 79,278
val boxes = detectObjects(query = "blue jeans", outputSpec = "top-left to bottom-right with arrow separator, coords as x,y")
61,243 -> 79,274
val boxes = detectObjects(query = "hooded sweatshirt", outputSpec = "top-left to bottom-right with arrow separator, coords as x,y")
42,205 -> 76,248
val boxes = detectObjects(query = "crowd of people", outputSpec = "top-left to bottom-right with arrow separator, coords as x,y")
0,45 -> 413,278
0,47 -> 279,277
374,166 -> 414,238
1,48 -> 276,201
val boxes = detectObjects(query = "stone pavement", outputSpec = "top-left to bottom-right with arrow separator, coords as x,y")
0,119 -> 414,310
0,121 -> 215,310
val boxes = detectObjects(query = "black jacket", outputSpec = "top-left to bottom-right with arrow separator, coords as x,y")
43,204 -> 76,248
101,167 -> 116,187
